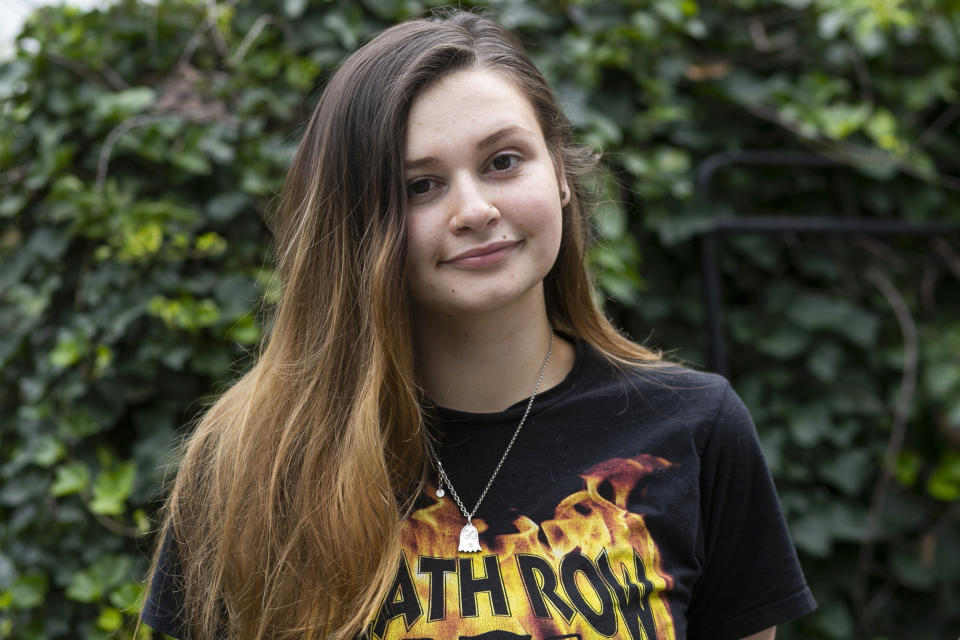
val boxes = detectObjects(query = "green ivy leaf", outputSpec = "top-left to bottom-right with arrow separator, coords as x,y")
170,149 -> 213,175
96,606 -> 123,631
757,329 -> 808,360
817,102 -> 871,139
8,573 -> 48,609
49,330 -> 90,369
788,404 -> 833,447
284,0 -> 307,19
50,461 -> 90,497
108,581 -> 144,611
787,293 -> 880,347
226,312 -> 260,346
0,553 -> 13,591
927,453 -> 960,502
206,192 -> 249,222
31,437 -> 65,467
790,511 -> 833,557
892,548 -> 936,590
89,462 -> 135,515
92,87 -> 155,121
66,569 -> 103,603
924,361 -> 960,399
66,555 -> 132,604
895,450 -> 922,488
194,231 -> 227,256
819,449 -> 874,495
807,342 -> 843,383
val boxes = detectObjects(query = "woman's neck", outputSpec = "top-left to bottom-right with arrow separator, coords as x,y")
412,300 -> 575,413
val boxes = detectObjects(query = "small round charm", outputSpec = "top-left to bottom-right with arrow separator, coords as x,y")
435,487 -> 445,498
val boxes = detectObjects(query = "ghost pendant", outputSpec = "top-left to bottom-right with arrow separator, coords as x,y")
458,522 -> 481,553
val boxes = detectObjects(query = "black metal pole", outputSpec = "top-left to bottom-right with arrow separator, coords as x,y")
699,231 -> 728,377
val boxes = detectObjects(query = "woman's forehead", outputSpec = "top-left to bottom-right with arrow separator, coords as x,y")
404,69 -> 545,162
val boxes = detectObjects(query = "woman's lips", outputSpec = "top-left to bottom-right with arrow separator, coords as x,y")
442,240 -> 521,268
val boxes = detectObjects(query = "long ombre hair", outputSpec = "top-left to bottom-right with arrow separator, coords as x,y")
144,10 -> 662,640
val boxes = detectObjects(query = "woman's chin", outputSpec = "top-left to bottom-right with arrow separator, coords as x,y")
411,282 -> 546,321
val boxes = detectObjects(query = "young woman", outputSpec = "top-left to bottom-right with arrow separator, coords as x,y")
141,10 -> 816,640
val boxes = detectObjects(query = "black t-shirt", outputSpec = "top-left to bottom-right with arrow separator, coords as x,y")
142,339 -> 816,639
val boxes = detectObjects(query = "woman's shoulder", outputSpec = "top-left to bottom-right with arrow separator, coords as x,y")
577,339 -> 733,406
566,339 -> 754,443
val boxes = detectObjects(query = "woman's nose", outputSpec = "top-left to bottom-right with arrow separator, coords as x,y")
449,176 -> 500,232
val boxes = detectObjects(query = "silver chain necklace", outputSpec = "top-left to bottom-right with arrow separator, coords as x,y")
426,333 -> 554,553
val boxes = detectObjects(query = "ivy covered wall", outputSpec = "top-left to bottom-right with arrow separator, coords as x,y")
1,0 -> 958,637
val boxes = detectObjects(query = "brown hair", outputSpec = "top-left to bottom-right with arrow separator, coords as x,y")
143,10 -> 662,640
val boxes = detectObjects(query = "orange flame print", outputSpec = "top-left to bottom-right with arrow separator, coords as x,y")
371,454 -> 677,640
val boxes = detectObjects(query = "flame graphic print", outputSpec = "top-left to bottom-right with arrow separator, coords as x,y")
370,454 -> 677,640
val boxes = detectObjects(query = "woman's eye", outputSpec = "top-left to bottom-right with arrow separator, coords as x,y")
489,154 -> 520,172
407,179 -> 434,198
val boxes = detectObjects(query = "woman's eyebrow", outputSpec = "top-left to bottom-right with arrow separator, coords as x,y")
476,125 -> 533,150
404,125 -> 534,171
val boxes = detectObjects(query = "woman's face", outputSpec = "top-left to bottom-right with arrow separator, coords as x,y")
403,68 -> 569,321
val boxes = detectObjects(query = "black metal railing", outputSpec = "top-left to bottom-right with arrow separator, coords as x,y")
693,150 -> 960,377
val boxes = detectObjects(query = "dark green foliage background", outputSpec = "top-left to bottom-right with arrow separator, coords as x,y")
1,0 -> 959,637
